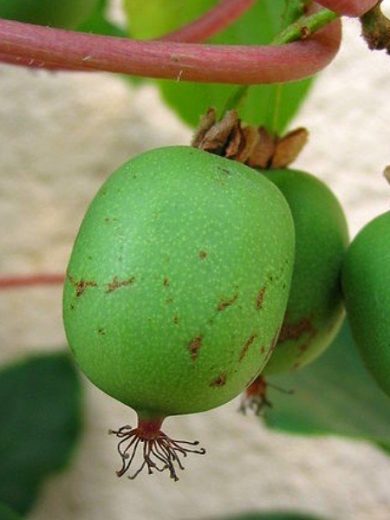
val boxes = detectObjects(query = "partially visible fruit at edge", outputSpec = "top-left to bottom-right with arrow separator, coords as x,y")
342,210 -> 390,397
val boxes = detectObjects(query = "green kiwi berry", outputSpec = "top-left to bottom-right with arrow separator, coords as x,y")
262,169 -> 349,375
0,0 -> 99,28
342,211 -> 390,397
63,146 -> 295,479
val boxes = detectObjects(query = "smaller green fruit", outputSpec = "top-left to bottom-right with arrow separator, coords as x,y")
342,211 -> 390,397
262,168 -> 349,375
0,0 -> 99,28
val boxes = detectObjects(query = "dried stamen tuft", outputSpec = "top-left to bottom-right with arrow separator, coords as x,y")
109,422 -> 206,481
239,376 -> 272,416
239,376 -> 294,416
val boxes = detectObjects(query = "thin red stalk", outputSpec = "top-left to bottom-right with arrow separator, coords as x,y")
316,0 -> 377,17
160,0 -> 255,42
0,14 -> 341,84
0,274 -> 65,289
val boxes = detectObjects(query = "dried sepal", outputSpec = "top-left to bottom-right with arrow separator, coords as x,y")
271,127 -> 309,168
192,109 -> 308,169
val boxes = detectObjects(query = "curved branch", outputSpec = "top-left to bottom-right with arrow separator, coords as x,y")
0,0 -> 256,71
316,0 -> 378,17
0,274 -> 65,289
0,15 -> 341,84
160,0 -> 256,43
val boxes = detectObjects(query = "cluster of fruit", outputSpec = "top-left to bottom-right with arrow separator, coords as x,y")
63,144 -> 389,481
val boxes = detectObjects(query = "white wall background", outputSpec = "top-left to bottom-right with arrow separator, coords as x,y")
0,6 -> 390,520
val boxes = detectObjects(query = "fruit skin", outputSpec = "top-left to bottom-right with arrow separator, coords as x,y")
0,0 -> 99,29
342,211 -> 390,397
261,169 -> 349,375
63,146 -> 294,418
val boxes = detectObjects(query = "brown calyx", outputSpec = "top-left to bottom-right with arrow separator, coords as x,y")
239,375 -> 294,416
192,108 -> 308,169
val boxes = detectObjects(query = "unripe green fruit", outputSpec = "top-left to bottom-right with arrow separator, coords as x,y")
261,169 -> 348,375
342,211 -> 390,397
63,146 -> 294,419
0,0 -> 98,29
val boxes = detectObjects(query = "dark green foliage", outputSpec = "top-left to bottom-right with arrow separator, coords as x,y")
0,352 -> 82,514
263,321 -> 390,450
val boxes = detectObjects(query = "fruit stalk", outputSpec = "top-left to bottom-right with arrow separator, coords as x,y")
0,7 -> 341,84
159,0 -> 256,43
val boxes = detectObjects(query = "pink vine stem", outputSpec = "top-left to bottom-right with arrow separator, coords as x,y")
0,0 -> 342,85
0,274 -> 65,289
316,0 -> 378,17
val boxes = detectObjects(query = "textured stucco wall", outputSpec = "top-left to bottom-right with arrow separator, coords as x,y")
1,10 -> 390,520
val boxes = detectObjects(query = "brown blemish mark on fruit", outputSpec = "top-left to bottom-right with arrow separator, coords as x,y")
239,334 -> 257,362
70,304 -> 75,311
260,345 -> 265,354
299,342 -> 309,353
105,276 -> 135,293
217,293 -> 238,311
255,287 -> 266,310
278,316 -> 315,343
163,277 -> 170,287
165,297 -> 174,305
98,327 -> 106,336
188,335 -> 203,361
210,373 -> 227,387
68,275 -> 97,297
198,250 -> 208,260
218,166 -> 231,175
104,216 -> 118,223
173,315 -> 179,325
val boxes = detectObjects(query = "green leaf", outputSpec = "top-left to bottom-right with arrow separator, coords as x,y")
0,352 -> 83,515
77,0 -> 127,37
209,512 -> 325,520
124,0 -> 313,132
0,503 -> 23,520
263,320 -> 390,449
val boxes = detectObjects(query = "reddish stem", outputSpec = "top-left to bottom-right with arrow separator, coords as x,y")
0,14 -> 341,84
0,0 -> 255,72
0,274 -> 65,289
160,0 -> 256,42
316,0 -> 378,17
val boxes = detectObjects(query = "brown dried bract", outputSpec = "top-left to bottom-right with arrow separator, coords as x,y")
192,108 -> 239,155
192,108 -> 308,169
271,127 -> 309,168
